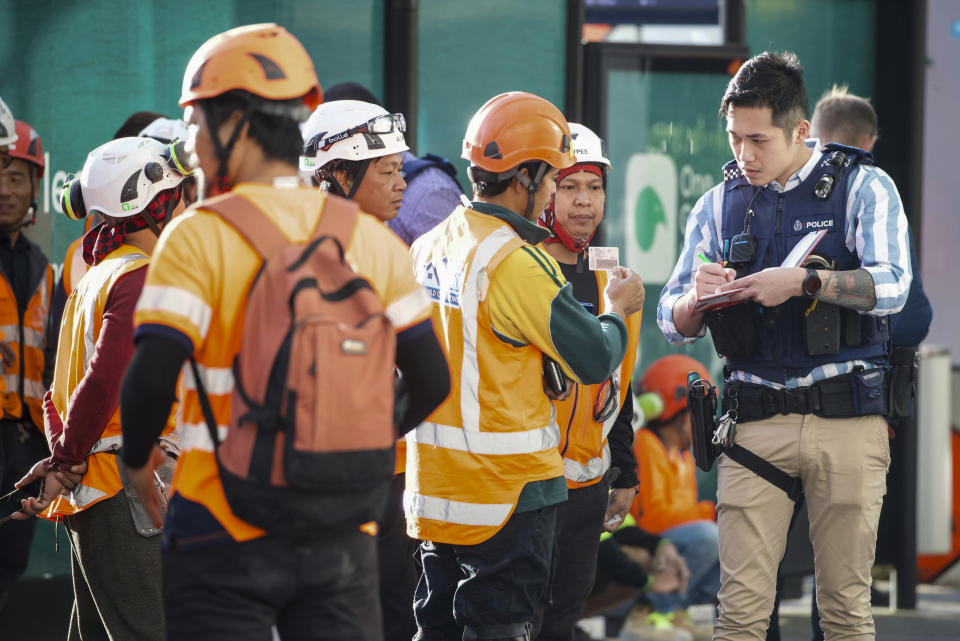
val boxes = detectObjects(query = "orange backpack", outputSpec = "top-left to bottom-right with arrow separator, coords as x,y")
189,193 -> 396,534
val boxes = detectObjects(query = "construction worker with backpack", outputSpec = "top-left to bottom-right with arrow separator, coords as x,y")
533,122 -> 644,641
12,135 -> 191,640
407,92 -> 646,641
300,97 -> 420,641
118,23 -> 449,640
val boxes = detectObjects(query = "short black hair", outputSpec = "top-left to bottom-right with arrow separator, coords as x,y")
113,111 -> 166,140
472,161 -> 542,198
811,85 -> 877,147
719,51 -> 808,137
200,90 -> 303,164
323,82 -> 382,106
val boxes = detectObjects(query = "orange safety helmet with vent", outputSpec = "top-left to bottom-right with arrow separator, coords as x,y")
179,23 -> 322,193
639,354 -> 712,423
462,91 -> 574,217
180,23 -> 322,109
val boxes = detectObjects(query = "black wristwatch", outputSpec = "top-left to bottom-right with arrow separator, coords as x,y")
802,268 -> 822,297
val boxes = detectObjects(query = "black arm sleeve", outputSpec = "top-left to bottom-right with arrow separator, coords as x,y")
395,320 -> 450,436
596,539 -> 651,590
120,334 -> 188,469
608,378 -> 638,489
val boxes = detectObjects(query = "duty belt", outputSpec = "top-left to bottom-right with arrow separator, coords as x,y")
725,373 -> 864,423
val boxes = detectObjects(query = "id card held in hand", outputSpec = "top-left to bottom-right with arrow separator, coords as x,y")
588,246 -> 619,271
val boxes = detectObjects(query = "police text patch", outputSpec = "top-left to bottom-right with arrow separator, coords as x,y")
792,216 -> 834,232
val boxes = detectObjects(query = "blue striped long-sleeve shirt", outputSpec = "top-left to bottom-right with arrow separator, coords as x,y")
657,140 -> 912,389
388,151 -> 463,246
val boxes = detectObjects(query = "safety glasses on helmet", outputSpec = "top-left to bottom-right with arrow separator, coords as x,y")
303,113 -> 406,156
593,376 -> 620,423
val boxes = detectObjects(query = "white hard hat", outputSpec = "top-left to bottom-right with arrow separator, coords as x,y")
61,137 -> 192,221
0,96 -> 17,147
138,117 -> 189,144
568,122 -> 611,169
299,100 -> 409,175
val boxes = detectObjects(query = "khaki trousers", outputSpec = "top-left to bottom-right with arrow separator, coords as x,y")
713,413 -> 890,641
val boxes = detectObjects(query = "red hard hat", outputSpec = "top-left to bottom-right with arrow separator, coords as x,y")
639,355 -> 712,422
8,121 -> 44,178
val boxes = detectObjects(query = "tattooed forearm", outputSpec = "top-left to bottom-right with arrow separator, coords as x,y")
816,268 -> 876,311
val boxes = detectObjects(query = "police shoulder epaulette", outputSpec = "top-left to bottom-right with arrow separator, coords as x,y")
822,142 -> 874,167
721,159 -> 741,182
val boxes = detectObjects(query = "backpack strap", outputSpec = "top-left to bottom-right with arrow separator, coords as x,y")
311,193 -> 361,249
188,356 -> 221,448
199,193 -> 291,259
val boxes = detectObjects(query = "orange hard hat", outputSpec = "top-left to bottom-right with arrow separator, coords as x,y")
8,121 -> 44,178
180,23 -> 322,110
640,354 -> 712,422
462,92 -> 574,174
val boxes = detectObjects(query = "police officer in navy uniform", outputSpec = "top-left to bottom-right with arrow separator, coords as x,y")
657,52 -> 912,641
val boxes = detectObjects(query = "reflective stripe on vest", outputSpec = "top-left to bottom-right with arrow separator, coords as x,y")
181,362 -> 235,396
564,441 -> 611,484
408,417 -> 560,455
178,421 -> 229,452
66,435 -> 125,509
81,254 -> 145,369
88,434 -> 123,455
0,325 -> 44,349
460,226 -> 517,432
1,375 -> 45,399
403,491 -> 513,527
70,483 -> 108,509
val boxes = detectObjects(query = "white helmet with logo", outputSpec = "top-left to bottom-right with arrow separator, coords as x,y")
138,117 -> 189,144
60,137 -> 192,221
0,96 -> 17,147
568,122 -> 611,169
299,100 -> 409,176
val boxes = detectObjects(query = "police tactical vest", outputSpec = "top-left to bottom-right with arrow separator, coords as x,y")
718,144 -> 889,382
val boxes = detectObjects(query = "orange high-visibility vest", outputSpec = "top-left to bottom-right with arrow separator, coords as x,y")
553,268 -> 641,488
43,245 -> 177,518
405,205 -> 566,546
0,242 -> 53,428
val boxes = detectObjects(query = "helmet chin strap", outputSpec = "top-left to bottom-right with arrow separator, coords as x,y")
321,159 -> 372,201
346,159 -> 372,200
513,161 -> 548,219
202,101 -> 256,195
138,185 -> 183,238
